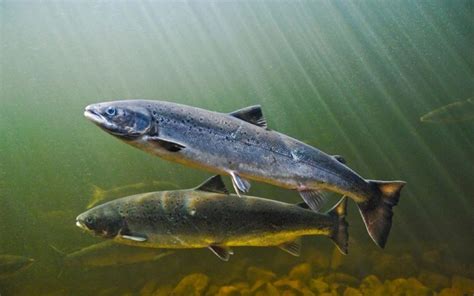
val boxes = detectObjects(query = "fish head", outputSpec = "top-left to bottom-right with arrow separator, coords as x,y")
84,101 -> 152,140
76,206 -> 124,239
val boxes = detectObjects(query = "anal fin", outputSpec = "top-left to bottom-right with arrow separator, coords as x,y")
208,245 -> 234,261
298,189 -> 327,212
278,238 -> 301,256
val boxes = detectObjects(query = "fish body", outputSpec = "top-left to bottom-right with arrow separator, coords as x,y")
76,176 -> 348,261
420,97 -> 474,123
59,241 -> 173,268
0,255 -> 34,279
84,100 -> 405,247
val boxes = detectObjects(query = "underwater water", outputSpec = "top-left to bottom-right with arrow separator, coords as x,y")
1,1 -> 473,295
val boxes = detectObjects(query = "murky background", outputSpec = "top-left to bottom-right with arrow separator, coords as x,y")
1,1 -> 473,295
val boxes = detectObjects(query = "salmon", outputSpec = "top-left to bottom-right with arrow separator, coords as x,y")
84,100 -> 405,247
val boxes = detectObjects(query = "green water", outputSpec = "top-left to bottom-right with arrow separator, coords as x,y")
1,1 -> 473,295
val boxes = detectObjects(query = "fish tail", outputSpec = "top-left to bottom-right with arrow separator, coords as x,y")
87,185 -> 106,209
357,180 -> 406,248
327,196 -> 348,255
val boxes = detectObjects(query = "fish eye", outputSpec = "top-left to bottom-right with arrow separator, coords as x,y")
105,106 -> 116,116
85,216 -> 95,225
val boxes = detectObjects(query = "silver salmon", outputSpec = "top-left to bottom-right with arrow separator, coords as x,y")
84,100 -> 405,247
76,176 -> 348,261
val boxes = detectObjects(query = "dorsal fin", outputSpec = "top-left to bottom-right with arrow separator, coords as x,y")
296,202 -> 310,209
195,175 -> 229,194
229,105 -> 267,128
333,155 -> 346,164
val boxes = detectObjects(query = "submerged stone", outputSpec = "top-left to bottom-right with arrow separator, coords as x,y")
289,263 -> 312,282
309,278 -> 329,293
300,287 -> 316,296
273,277 -> 304,291
359,275 -> 384,295
152,285 -> 174,296
251,280 -> 268,292
385,278 -> 431,296
216,286 -> 240,296
343,287 -> 363,296
438,287 -> 464,296
140,280 -> 157,296
418,270 -> 450,291
204,285 -> 219,296
172,273 -> 209,296
247,266 -> 277,283
255,283 -> 280,296
451,275 -> 474,294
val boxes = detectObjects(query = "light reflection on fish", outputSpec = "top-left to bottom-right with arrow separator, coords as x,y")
87,180 -> 180,209
84,100 -> 405,248
420,97 -> 474,123
76,176 -> 348,261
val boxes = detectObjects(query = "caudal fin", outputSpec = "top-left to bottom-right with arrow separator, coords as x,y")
327,196 -> 349,255
358,180 -> 406,248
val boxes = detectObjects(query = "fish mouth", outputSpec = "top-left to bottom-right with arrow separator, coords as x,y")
84,105 -> 123,136
84,105 -> 138,138
84,105 -> 106,126
75,219 -> 88,231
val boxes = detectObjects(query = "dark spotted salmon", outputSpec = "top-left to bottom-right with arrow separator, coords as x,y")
76,176 -> 348,261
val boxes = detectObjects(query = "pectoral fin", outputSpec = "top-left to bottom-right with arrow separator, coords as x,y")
298,189 -> 327,212
148,136 -> 186,152
121,235 -> 147,242
229,171 -> 251,196
229,105 -> 268,128
278,238 -> 301,256
208,245 -> 234,261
